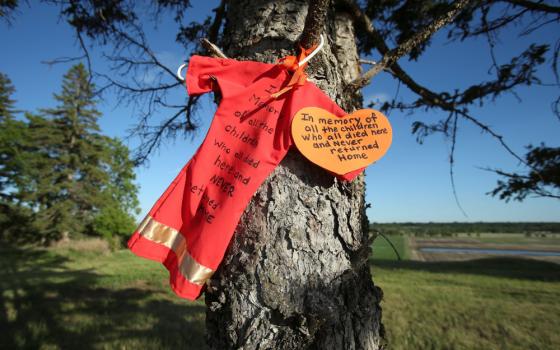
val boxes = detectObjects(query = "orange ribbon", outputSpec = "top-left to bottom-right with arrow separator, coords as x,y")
270,44 -> 318,99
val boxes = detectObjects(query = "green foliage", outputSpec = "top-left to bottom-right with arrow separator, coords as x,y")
0,202 -> 34,243
101,137 -> 140,214
92,204 -> 136,249
0,67 -> 139,245
0,73 -> 22,197
371,222 -> 560,237
0,117 -> 27,199
0,72 -> 16,118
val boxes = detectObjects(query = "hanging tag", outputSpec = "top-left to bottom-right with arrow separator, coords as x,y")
291,107 -> 393,175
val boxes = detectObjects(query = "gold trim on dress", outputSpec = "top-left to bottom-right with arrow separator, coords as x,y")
136,215 -> 214,286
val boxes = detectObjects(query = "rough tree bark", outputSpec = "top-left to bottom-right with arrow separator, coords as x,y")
205,1 -> 384,349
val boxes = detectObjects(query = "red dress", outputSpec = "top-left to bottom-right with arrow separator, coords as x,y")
128,55 -> 363,300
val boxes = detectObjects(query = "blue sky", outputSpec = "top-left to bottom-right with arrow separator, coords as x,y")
1,1 -> 558,222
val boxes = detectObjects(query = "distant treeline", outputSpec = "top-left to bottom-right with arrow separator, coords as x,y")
370,222 -> 560,236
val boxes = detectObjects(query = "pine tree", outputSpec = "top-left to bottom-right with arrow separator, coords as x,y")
35,63 -> 109,240
0,72 -> 16,121
0,73 -> 28,204
0,73 -> 36,241
0,72 -> 19,196
1,66 -> 139,244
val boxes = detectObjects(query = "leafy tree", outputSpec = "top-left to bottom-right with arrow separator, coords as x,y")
92,203 -> 136,248
100,137 -> 140,215
93,136 -> 140,246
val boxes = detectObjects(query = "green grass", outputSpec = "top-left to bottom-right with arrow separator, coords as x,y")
372,258 -> 560,350
1,240 -> 559,349
372,233 -> 410,260
0,245 -> 207,350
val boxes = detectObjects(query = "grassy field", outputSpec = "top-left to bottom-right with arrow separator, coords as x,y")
374,258 -> 560,349
0,242 -> 207,350
1,237 -> 559,349
371,233 -> 560,349
372,233 -> 410,260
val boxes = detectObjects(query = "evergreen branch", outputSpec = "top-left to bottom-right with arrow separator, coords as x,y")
480,167 -> 560,200
339,0 -> 553,206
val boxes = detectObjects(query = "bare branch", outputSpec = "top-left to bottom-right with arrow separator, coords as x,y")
200,38 -> 228,58
449,113 -> 469,218
553,95 -> 560,122
503,0 -> 560,15
98,74 -> 181,93
349,0 -> 472,89
455,110 -> 526,165
132,105 -> 189,166
359,59 -> 377,65
76,30 -> 94,84
42,55 -> 87,66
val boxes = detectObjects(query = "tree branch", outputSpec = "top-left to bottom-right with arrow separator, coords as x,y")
131,105 -> 189,166
200,38 -> 228,58
207,0 -> 227,45
113,25 -> 181,83
503,0 -> 560,15
342,0 -> 543,169
359,59 -> 377,65
76,30 -> 94,84
349,0 -> 472,89
300,0 -> 330,49
449,112 -> 469,217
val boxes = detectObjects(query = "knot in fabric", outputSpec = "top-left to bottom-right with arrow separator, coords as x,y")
270,44 -> 318,99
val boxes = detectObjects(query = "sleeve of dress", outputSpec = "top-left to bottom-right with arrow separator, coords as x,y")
185,55 -> 224,96
186,55 -> 276,99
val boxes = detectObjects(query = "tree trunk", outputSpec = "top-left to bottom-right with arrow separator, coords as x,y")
205,1 -> 384,349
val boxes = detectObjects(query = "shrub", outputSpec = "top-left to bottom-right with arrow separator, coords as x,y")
92,205 -> 136,249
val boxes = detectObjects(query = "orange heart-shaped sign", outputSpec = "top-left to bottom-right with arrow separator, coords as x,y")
291,107 -> 392,175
